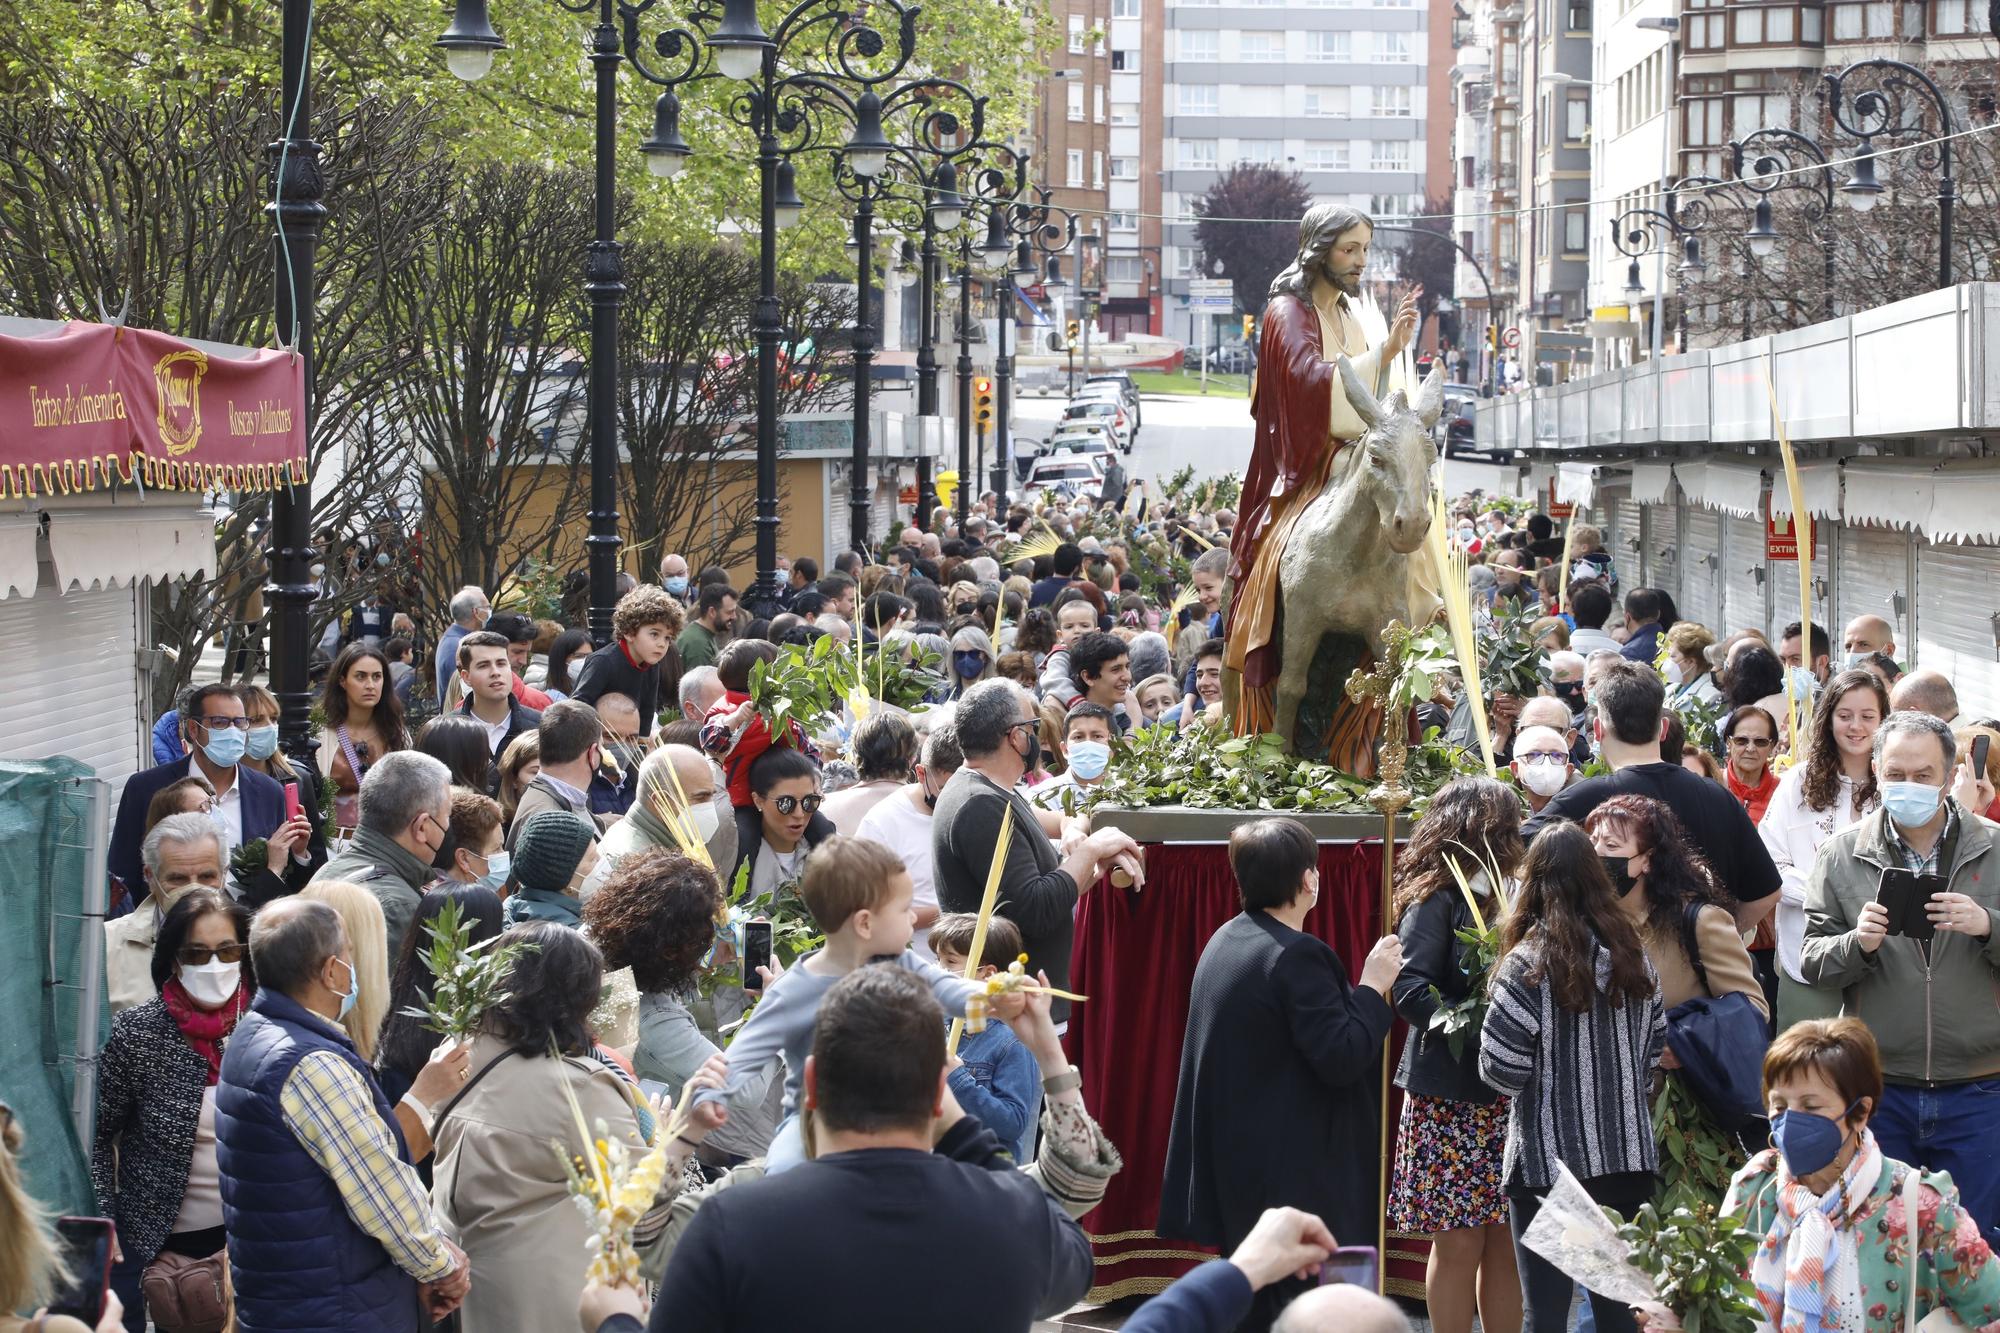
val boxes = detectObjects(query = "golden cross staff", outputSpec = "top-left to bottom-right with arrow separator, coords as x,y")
1764,369 -> 1814,765
1344,621 -> 1414,1296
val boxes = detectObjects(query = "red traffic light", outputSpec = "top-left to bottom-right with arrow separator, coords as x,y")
974,377 -> 992,394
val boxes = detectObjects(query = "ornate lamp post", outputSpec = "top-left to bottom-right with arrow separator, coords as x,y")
989,164 -> 1078,510
1824,58 -> 1955,288
1723,129 -> 1836,321
1610,187 -> 1707,355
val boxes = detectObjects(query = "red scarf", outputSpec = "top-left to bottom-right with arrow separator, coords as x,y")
161,977 -> 250,1086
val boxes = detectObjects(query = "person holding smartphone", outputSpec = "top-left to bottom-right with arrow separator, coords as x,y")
3,1101 -> 125,1333
1800,710 -> 2000,1249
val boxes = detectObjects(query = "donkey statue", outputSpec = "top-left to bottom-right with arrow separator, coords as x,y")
1270,357 -> 1445,765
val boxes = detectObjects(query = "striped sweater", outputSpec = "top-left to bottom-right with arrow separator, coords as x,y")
1478,938 -> 1666,1190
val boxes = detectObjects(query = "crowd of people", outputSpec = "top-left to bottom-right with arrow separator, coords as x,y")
9,486 -> 2000,1333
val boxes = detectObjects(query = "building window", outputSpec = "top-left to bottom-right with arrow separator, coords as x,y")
1371,86 -> 1413,117
1830,2 -> 1891,39
1108,210 -> 1139,231
1111,0 -> 1139,15
1177,139 -> 1219,169
1111,102 -> 1139,125
1563,211 -> 1586,252
1302,143 -> 1350,171
1178,30 -> 1219,60
1371,31 -> 1411,62
1111,155 -> 1139,179
1304,88 -> 1348,117
1686,11 -> 1724,48
1239,32 -> 1284,61
1177,84 -> 1219,115
1107,255 -> 1144,282
1235,85 -> 1281,116
1304,31 -> 1350,61
1092,151 -> 1104,187
1237,138 -> 1283,164
1068,14 -> 1085,52
1068,81 -> 1084,121
1094,85 -> 1106,122
1173,246 -> 1196,277
1369,140 -> 1409,171
1565,0 -> 1589,28
1067,150 -> 1084,186
1564,93 -> 1587,141
1935,0 -> 1979,34
1112,48 -> 1138,70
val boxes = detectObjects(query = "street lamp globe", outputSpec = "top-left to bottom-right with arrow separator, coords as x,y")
981,208 -> 1011,267
709,0 -> 773,80
1013,241 -> 1036,280
639,92 -> 692,178
1841,147 -> 1884,213
1678,235 -> 1706,280
1624,259 -> 1645,301
1745,199 -> 1778,259
1045,256 -> 1067,292
929,161 -> 964,233
773,160 -> 805,229
436,0 -> 505,81
844,91 -> 892,179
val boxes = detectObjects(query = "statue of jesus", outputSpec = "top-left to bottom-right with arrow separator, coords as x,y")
1224,204 -> 1419,742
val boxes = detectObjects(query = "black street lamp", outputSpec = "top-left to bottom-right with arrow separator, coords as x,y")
1720,128 -> 1835,321
1610,186 -> 1708,354
610,0 -> 926,617
988,165 -> 1077,509
1823,57 -> 1955,289
949,175 -> 1013,528
437,0 -> 631,647
268,0 -> 324,758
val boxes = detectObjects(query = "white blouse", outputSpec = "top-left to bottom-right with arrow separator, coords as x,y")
1758,765 -> 1870,983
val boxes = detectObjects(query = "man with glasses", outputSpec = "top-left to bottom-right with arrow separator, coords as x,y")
110,683 -> 296,917
310,751 -> 453,961
1509,724 -> 1575,816
105,812 -> 229,1010
932,680 -> 1144,1029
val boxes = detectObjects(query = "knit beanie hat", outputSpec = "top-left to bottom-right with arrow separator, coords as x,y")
512,810 -> 597,893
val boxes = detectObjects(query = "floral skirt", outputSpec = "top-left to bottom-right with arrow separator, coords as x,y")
1387,1092 -> 1511,1235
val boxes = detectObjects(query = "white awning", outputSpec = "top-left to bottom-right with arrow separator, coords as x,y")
1839,459 -> 1936,533
44,506 -> 215,594
1630,462 -> 1674,505
0,514 -> 39,600
1555,462 -> 1600,507
1767,459 -> 1845,521
1673,457 -> 1766,517
1923,461 -> 2000,544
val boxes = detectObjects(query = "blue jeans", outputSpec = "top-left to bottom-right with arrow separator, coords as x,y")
1874,1081 -> 2000,1248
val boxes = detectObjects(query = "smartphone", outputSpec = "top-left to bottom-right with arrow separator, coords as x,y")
47,1216 -> 115,1324
1973,733 -> 1991,783
1877,867 -> 1947,942
637,1078 -> 671,1106
1318,1245 -> 1379,1291
284,781 -> 303,822
742,920 -> 773,992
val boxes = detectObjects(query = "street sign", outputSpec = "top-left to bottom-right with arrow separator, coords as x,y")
1766,495 -> 1814,562
1187,279 -> 1233,297
1502,326 -> 1521,348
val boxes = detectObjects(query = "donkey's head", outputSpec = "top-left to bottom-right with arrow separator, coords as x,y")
1335,357 -> 1443,555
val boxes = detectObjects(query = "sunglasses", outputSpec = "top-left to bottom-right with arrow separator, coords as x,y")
178,942 -> 247,966
767,794 -> 823,816
1729,736 -> 1776,750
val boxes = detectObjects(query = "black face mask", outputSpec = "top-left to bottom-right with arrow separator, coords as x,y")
1018,725 -> 1043,773
1600,854 -> 1635,894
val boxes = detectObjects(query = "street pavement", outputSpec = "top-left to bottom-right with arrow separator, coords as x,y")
1009,392 -> 1525,500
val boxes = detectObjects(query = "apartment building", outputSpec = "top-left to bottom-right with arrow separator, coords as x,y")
1586,0 -> 1675,366
1157,0 -> 1436,347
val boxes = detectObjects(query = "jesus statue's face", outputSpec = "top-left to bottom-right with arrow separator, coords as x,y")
1315,223 -> 1374,298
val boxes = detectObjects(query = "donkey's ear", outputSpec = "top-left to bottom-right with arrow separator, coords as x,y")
1337,355 -> 1387,430
1415,365 -> 1447,429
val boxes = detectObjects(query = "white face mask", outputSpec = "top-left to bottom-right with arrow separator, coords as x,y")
1663,660 -> 1685,686
180,959 -> 242,1009
690,799 -> 722,842
1517,757 -> 1570,797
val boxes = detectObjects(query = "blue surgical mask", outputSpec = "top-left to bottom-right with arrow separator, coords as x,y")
1066,739 -> 1111,781
478,850 -> 512,893
1770,1101 -> 1859,1178
244,724 -> 280,762
199,727 -> 247,769
953,651 -> 988,680
332,957 -> 358,1022
1784,665 -> 1818,697
665,576 -> 690,598
1881,779 -> 1943,828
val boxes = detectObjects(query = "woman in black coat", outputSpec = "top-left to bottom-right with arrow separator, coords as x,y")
1159,817 -> 1405,1332
93,888 -> 253,1332
1388,777 -> 1525,1333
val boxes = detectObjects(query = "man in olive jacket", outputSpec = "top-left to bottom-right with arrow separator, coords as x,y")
1801,710 -> 2000,1246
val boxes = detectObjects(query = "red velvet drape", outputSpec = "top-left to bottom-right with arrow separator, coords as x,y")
1064,839 -> 1431,1303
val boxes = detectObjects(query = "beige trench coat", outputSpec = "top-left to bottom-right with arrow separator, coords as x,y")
431,1033 -> 648,1333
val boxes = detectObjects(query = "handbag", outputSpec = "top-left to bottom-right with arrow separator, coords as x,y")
140,1246 -> 229,1333
1904,1164 -> 1973,1333
1663,903 -> 1770,1134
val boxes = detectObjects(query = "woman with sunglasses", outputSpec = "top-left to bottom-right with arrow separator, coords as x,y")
92,887 -> 252,1332
1758,670 -> 1889,1029
729,745 -> 834,904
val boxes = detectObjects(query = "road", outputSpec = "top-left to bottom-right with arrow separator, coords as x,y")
1008,392 -> 1525,501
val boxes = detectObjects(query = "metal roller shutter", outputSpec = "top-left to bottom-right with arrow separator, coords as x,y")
1770,531 -> 1831,644
1834,523 -> 1912,657
1610,498 -> 1644,586
1645,501 -> 1680,595
1916,543 -> 2000,722
1679,507 -> 1722,631
0,566 -> 143,790
1722,514 -> 1769,637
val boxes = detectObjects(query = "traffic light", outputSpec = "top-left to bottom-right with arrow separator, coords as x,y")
974,377 -> 994,430
1066,319 -> 1080,344
1241,314 -> 1254,341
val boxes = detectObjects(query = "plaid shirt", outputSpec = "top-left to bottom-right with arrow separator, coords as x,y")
1889,800 -> 1958,876
278,1051 -> 455,1283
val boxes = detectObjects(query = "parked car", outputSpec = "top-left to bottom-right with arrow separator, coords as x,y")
1058,398 -> 1133,451
1082,372 -> 1143,432
1440,389 -> 1510,463
1202,341 -> 1253,374
1024,454 -> 1106,500
1014,428 -> 1112,481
